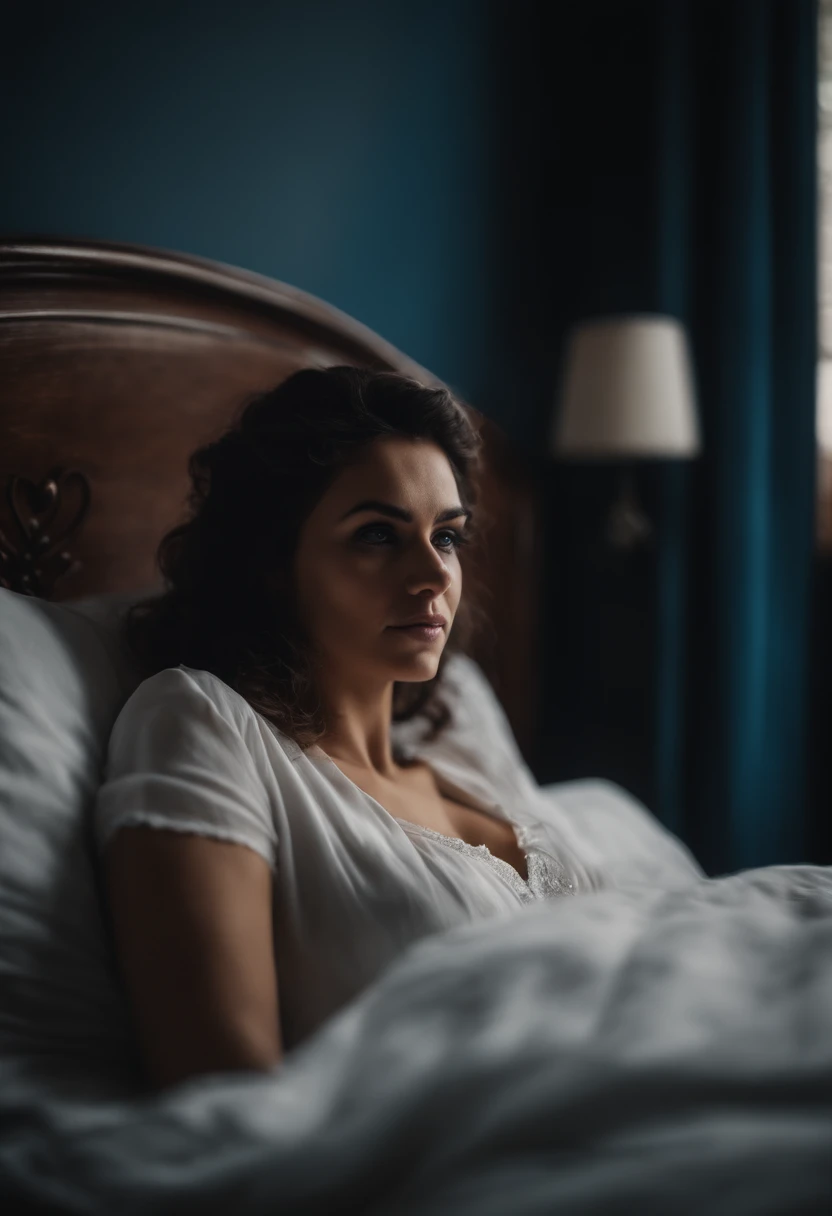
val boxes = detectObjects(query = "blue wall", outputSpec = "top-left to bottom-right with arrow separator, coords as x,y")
2,0 -> 501,422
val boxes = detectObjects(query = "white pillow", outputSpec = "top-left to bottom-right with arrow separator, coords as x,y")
0,587 -> 145,1097
541,779 -> 705,889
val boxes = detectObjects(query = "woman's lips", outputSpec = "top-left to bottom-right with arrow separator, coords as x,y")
388,624 -> 444,642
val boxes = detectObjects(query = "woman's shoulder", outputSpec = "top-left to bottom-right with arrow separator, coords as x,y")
113,665 -> 259,748
120,665 -> 304,765
125,664 -> 241,715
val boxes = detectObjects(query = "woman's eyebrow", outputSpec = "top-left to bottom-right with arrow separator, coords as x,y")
339,499 -> 471,524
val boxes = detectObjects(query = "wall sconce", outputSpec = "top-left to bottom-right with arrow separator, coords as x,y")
550,315 -> 701,550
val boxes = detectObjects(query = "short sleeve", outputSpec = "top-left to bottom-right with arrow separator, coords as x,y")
94,667 -> 278,867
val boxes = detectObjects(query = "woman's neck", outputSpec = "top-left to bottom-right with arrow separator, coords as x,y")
315,678 -> 399,777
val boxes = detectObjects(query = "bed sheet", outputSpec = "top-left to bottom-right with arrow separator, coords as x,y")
2,863 -> 831,1215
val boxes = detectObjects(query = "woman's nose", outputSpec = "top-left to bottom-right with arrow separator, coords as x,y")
403,540 -> 453,597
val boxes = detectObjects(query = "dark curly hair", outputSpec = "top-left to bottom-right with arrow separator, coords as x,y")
124,365 -> 486,751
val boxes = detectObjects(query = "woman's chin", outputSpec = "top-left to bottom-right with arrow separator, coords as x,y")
391,653 -> 442,683
381,626 -> 446,680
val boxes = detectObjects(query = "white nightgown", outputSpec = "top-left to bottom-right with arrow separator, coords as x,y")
94,655 -> 605,1051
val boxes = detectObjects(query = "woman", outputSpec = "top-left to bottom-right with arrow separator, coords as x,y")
95,366 -> 601,1091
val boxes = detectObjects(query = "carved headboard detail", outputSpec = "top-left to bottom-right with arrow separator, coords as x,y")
0,467 -> 91,597
0,237 -> 540,756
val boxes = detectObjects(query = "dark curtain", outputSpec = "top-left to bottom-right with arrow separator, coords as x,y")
501,0 -> 818,876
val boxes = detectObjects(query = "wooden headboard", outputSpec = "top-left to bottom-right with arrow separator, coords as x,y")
0,237 -> 540,756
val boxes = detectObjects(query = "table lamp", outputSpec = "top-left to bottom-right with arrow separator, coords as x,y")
550,315 -> 701,549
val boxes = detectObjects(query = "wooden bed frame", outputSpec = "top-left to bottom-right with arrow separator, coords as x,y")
0,237 -> 540,757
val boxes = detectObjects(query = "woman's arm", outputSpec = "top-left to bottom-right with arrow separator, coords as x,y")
104,826 -> 282,1090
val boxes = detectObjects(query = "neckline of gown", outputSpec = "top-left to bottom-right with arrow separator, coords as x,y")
308,742 -> 535,889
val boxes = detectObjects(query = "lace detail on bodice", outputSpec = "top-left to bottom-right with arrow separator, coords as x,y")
394,818 -> 575,902
524,846 -> 576,899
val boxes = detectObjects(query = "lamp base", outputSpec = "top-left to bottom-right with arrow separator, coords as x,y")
606,471 -> 653,551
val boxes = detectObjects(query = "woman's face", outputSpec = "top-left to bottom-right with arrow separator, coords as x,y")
293,436 -> 468,689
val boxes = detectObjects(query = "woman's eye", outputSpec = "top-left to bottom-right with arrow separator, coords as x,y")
355,524 -> 395,546
433,529 -> 467,551
353,524 -> 469,550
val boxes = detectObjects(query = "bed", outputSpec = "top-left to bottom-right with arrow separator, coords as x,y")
1,238 -> 831,1215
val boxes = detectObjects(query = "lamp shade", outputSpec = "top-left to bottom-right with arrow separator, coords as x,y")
551,316 -> 701,458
